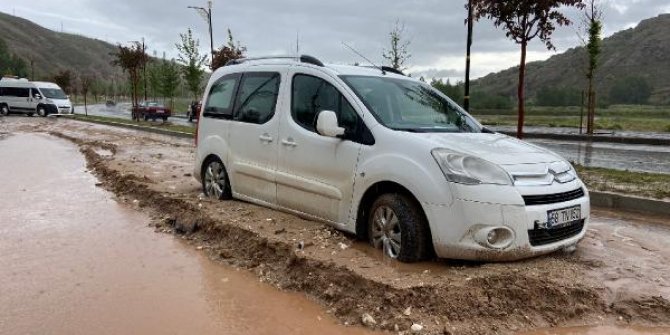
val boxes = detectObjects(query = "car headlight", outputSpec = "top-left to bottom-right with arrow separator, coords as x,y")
431,149 -> 512,185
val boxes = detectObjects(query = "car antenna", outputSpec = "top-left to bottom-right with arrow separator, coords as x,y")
341,42 -> 386,75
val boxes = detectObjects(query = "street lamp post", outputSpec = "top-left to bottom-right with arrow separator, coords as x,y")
188,1 -> 215,69
464,0 -> 474,112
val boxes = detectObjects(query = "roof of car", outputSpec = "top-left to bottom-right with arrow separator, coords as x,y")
216,55 -> 412,81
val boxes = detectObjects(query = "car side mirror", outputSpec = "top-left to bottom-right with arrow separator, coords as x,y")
34,94 -> 42,100
316,110 -> 345,138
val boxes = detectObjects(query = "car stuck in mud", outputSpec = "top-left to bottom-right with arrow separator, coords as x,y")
193,55 -> 590,262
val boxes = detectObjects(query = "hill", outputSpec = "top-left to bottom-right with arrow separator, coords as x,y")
0,11 -> 122,81
472,14 -> 670,105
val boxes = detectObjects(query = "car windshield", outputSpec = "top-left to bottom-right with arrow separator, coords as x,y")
39,88 -> 67,99
340,75 -> 482,133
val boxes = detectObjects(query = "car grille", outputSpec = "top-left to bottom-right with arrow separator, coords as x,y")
528,219 -> 585,247
522,188 -> 585,206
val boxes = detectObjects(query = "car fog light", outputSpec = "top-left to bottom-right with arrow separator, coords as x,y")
475,227 -> 514,250
487,230 -> 498,244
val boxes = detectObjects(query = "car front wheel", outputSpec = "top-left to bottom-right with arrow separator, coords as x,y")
202,159 -> 232,200
368,193 -> 432,262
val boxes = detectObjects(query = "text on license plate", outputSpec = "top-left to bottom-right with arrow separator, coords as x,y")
547,205 -> 581,228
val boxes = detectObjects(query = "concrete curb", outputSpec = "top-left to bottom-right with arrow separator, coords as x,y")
499,131 -> 670,146
68,117 -> 194,139
591,191 -> 670,216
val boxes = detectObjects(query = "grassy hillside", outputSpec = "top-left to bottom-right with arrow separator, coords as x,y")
472,14 -> 670,105
0,11 -> 122,80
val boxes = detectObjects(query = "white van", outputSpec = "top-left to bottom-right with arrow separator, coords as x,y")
193,55 -> 590,262
0,78 -> 73,117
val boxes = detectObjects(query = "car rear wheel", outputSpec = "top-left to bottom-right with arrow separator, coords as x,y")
368,193 -> 432,262
1,105 -> 8,116
202,159 -> 232,200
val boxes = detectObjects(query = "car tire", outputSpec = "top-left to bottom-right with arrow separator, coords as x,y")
143,115 -> 149,121
368,193 -> 432,262
202,158 -> 232,200
162,116 -> 167,122
1,105 -> 8,116
38,107 -> 47,117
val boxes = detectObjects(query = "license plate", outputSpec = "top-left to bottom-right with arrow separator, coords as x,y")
547,205 -> 581,228
156,110 -> 164,113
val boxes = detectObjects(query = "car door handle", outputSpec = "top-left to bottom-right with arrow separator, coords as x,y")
259,134 -> 274,143
281,138 -> 297,147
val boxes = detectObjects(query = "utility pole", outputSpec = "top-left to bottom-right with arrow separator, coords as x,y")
189,1 -> 215,69
464,0 -> 474,112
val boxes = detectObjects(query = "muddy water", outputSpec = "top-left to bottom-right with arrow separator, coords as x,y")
0,133 -> 373,335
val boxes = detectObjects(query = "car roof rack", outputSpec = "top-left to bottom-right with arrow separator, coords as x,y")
226,55 -> 324,67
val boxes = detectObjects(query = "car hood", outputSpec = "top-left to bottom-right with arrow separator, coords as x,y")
411,132 -> 563,165
49,99 -> 71,106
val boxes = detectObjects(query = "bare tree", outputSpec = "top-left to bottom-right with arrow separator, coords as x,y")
80,75 -> 93,116
471,0 -> 585,138
382,20 -> 411,71
112,42 -> 148,120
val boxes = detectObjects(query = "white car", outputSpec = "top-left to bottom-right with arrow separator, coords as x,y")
193,55 -> 590,262
0,78 -> 73,117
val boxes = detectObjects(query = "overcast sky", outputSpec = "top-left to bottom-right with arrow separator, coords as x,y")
1,0 -> 668,81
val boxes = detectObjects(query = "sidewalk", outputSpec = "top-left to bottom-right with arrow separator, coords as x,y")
491,126 -> 670,146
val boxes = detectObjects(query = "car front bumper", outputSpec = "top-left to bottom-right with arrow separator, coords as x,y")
424,184 -> 590,261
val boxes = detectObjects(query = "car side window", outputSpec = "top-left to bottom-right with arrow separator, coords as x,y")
204,74 -> 239,118
291,74 -> 359,133
234,72 -> 280,124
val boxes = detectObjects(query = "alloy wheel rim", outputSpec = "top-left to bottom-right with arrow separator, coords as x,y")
204,162 -> 226,199
371,205 -> 402,259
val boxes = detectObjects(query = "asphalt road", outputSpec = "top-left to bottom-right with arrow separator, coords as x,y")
74,103 -> 193,127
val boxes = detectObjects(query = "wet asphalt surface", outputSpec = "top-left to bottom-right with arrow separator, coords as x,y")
74,103 -> 193,127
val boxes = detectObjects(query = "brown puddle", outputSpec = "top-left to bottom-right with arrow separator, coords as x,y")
0,133 -> 375,335
519,325 -> 670,335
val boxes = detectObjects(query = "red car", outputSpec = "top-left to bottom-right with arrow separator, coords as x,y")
132,102 -> 171,121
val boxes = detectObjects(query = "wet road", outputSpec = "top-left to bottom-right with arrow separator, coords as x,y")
527,138 -> 670,174
74,103 -> 193,127
0,133 -> 374,335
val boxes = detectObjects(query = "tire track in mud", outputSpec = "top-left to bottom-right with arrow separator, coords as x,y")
47,129 -> 670,335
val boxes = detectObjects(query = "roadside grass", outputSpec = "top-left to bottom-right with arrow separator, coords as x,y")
576,165 -> 670,200
476,115 -> 670,132
72,114 -> 195,135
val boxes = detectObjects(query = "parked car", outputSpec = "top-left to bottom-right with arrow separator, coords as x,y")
187,100 -> 201,122
132,101 -> 171,121
0,77 -> 73,117
105,100 -> 116,107
193,55 -> 590,262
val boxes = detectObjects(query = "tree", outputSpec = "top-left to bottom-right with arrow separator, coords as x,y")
112,42 -> 148,119
382,20 -> 411,71
609,76 -> 652,105
0,38 -> 28,77
80,75 -> 94,116
53,70 -> 73,94
211,29 -> 246,71
582,0 -> 603,135
176,28 -> 207,101
471,0 -> 585,138
159,58 -> 181,111
431,78 -> 464,103
147,61 -> 162,101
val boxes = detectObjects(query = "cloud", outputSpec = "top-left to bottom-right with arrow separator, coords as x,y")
0,0 -> 667,80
